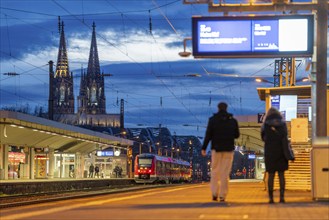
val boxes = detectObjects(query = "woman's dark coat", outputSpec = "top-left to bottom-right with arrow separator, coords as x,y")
261,113 -> 288,173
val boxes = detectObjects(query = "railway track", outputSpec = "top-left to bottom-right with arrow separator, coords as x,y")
0,184 -> 173,209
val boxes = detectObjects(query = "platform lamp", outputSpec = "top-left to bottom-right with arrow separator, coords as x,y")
178,37 -> 192,58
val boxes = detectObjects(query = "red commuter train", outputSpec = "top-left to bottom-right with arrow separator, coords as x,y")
134,153 -> 191,184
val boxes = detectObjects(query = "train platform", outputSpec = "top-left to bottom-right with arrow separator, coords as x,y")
0,178 -> 135,195
1,181 -> 328,220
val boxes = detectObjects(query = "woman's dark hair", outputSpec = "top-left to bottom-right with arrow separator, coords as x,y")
265,107 -> 281,120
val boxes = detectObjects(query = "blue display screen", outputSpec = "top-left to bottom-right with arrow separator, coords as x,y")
253,20 -> 278,51
192,15 -> 313,58
198,21 -> 251,52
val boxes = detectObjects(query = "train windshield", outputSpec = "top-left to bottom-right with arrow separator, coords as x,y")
138,158 -> 152,167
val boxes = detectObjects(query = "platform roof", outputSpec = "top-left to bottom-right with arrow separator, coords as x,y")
235,122 -> 263,153
257,84 -> 329,101
0,111 -> 133,154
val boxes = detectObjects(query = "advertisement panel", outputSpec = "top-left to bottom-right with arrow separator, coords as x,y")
192,15 -> 314,58
270,95 -> 297,121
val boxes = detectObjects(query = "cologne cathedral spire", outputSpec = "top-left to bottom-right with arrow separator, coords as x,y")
55,21 -> 70,78
51,21 -> 75,115
87,22 -> 101,77
78,22 -> 106,115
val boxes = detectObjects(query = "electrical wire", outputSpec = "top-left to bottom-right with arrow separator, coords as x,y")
1,1 -> 271,127
5,14 -> 12,56
0,1 -> 181,18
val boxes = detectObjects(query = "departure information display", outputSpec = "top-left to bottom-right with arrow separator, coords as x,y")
192,15 -> 313,58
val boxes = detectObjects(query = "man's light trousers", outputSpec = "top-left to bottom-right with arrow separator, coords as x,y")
210,150 -> 234,199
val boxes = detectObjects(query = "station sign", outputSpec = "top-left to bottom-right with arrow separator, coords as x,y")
96,151 -> 114,157
192,15 -> 314,58
248,154 -> 256,159
257,113 -> 266,123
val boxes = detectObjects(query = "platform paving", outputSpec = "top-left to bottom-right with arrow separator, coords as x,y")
1,180 -> 328,220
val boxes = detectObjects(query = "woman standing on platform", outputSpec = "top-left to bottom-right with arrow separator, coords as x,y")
261,107 -> 288,204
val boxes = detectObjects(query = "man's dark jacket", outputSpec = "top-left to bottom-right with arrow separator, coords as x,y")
202,110 -> 240,152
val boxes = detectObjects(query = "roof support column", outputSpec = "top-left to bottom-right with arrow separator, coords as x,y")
327,90 -> 329,136
48,148 -> 55,179
316,0 -> 328,136
1,144 -> 9,180
29,147 -> 35,179
127,146 -> 133,178
59,153 -> 63,178
265,89 -> 271,112
75,152 -> 83,179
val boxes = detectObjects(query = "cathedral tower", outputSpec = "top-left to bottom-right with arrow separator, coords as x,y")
78,22 -> 106,115
51,22 -> 75,115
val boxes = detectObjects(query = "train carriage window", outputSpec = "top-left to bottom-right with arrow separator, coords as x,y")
139,158 -> 152,167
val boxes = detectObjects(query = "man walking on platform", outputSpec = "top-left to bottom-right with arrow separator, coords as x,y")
201,102 -> 240,202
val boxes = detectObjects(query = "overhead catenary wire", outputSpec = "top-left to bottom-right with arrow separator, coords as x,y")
151,0 -> 178,35
0,12 -> 54,34
5,14 -> 12,56
0,1 -> 268,128
0,0 -> 181,18
97,0 -> 203,124
0,88 -> 48,107
0,51 -> 50,84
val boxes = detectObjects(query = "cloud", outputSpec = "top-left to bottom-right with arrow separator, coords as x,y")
0,83 -> 48,107
1,1 -> 327,138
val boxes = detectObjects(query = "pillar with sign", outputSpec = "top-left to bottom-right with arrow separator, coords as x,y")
127,146 -> 133,178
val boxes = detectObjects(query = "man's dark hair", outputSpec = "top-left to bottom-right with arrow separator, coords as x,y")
218,102 -> 228,111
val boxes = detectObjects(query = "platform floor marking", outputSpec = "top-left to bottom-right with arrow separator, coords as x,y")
199,214 -> 249,219
2,184 -> 204,220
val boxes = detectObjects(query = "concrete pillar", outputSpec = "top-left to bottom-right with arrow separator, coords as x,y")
327,89 -> 329,137
20,164 -> 29,179
29,147 -> 35,179
60,153 -> 63,178
80,153 -> 85,178
48,148 -> 55,179
316,0 -> 328,137
265,89 -> 270,112
0,144 -> 3,175
75,152 -> 81,179
1,144 -> 9,180
0,144 -> 2,170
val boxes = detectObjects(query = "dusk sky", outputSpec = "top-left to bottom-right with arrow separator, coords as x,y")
0,0 -> 327,138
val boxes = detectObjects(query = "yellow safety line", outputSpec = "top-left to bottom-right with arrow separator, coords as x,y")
199,214 -> 249,219
2,184 -> 204,220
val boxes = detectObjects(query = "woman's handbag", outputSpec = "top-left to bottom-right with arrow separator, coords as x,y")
282,136 -> 295,161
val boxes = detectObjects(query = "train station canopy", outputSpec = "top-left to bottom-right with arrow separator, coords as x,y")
0,111 -> 133,153
257,84 -> 329,101
235,121 -> 263,153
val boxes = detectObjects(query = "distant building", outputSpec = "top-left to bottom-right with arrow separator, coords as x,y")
78,22 -> 106,116
49,22 -> 75,116
49,21 -> 120,127
173,135 -> 208,181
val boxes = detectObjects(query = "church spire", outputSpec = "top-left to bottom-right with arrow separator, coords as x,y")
87,22 -> 101,77
55,21 -> 70,78
78,22 -> 106,115
51,20 -> 75,116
